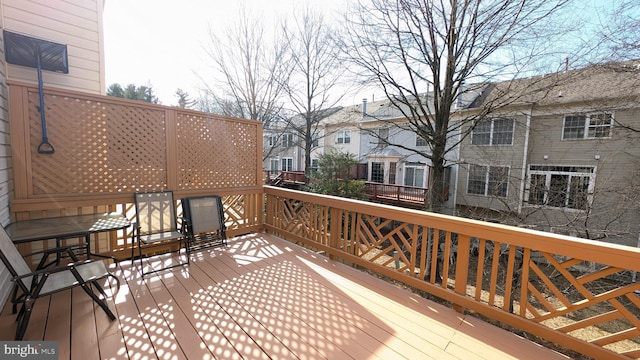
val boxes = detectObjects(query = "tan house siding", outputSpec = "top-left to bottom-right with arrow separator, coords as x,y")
0,0 -> 105,308
457,113 -> 529,213
0,30 -> 13,306
1,0 -> 106,94
523,107 -> 640,246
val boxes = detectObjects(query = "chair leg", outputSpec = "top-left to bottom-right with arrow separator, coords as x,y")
138,239 -> 145,278
11,284 -> 19,314
15,299 -> 34,340
80,282 -> 116,321
92,281 -> 109,299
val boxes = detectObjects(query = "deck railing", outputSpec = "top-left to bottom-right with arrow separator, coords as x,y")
264,185 -> 640,359
364,182 -> 427,206
8,81 -> 640,359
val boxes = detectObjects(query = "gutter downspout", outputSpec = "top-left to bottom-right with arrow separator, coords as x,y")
517,105 -> 534,214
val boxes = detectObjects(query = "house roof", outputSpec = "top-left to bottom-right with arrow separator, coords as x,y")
474,60 -> 640,109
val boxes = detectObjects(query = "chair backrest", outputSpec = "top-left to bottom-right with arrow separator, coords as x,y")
0,226 -> 33,290
182,195 -> 225,235
134,191 -> 178,236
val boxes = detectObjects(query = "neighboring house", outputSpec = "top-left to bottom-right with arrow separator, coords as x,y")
310,97 -> 459,213
455,62 -> 640,246
263,118 -> 302,178
0,0 -> 107,305
262,107 -> 342,178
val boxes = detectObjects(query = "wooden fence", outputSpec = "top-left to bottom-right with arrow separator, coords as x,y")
7,81 -> 264,257
264,185 -> 640,359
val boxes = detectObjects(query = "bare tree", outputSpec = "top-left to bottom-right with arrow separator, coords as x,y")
202,4 -> 287,127
584,0 -> 640,63
281,6 -> 346,180
342,0 -> 571,212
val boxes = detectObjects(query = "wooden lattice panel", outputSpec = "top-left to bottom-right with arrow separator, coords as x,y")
177,113 -> 258,189
27,91 -> 168,194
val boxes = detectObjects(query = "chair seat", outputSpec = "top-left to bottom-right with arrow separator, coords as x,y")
40,261 -> 111,296
139,231 -> 184,244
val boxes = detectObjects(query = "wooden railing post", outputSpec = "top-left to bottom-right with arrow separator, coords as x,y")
329,207 -> 341,260
453,234 -> 471,313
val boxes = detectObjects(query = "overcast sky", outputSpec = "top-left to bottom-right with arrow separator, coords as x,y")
103,0 -> 350,106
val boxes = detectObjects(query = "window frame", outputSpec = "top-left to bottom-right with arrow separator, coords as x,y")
337,130 -> 351,144
525,165 -> 595,210
281,133 -> 293,147
466,164 -> 510,197
281,157 -> 293,171
267,135 -> 277,147
404,164 -> 425,187
471,118 -> 515,146
374,128 -> 389,148
269,158 -> 279,172
371,162 -> 384,183
562,112 -> 613,140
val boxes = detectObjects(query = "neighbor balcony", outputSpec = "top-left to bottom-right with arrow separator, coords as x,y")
2,82 -> 640,359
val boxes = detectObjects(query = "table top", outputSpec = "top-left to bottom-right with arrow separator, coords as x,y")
5,212 -> 131,243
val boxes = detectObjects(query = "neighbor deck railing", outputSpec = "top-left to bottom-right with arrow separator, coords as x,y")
264,185 -> 640,359
364,182 -> 427,207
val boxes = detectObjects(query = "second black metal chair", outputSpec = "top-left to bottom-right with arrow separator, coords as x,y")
182,195 -> 227,251
132,191 -> 189,277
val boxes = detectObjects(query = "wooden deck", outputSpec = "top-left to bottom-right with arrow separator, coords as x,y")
0,233 -> 569,359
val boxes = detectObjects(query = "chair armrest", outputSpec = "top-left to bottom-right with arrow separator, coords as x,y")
179,217 -> 191,235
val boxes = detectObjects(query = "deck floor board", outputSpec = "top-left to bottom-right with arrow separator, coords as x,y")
0,233 -> 570,359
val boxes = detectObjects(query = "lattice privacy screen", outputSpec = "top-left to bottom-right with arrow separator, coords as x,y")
177,112 -> 258,189
23,88 -> 260,196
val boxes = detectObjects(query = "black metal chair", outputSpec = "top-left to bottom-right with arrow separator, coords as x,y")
182,195 -> 227,251
132,191 -> 189,277
0,226 -> 119,340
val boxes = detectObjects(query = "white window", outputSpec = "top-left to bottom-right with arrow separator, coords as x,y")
371,162 -> 384,183
526,165 -> 594,210
312,133 -> 319,147
267,135 -> 277,147
310,159 -> 319,173
337,130 -> 351,144
416,125 -> 428,147
472,118 -> 514,146
563,112 -> 613,140
282,133 -> 293,147
374,128 -> 389,148
281,158 -> 293,171
269,158 -> 279,172
404,164 -> 425,187
467,164 -> 509,197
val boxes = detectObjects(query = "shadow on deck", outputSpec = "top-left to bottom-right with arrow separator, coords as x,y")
0,233 -> 568,359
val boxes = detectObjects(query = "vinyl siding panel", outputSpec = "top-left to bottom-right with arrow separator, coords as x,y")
457,113 -> 528,212
0,31 -> 13,308
1,0 -> 105,94
0,0 -> 103,309
525,107 -> 640,246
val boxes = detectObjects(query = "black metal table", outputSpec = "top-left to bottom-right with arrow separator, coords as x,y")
5,212 -> 130,266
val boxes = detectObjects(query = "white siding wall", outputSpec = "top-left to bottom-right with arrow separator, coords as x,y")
1,0 -> 106,94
